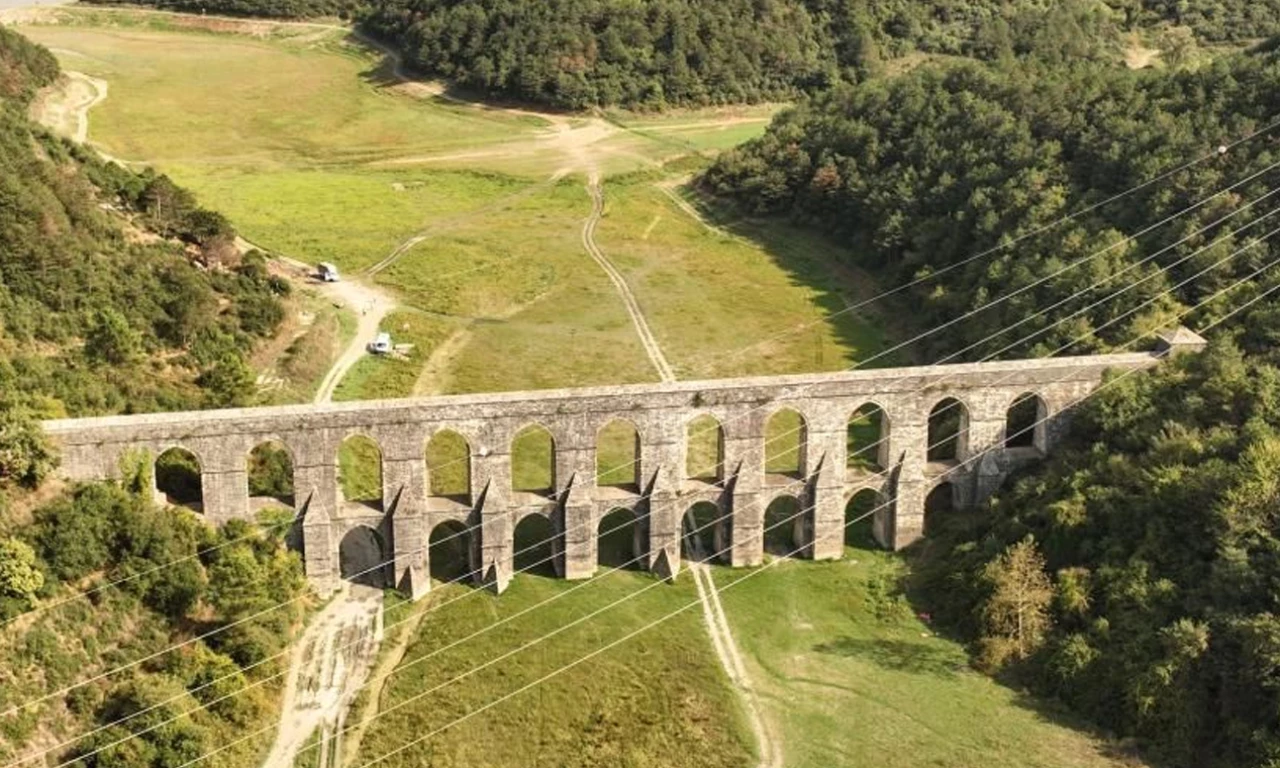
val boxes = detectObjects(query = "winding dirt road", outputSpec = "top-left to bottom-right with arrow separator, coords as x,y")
581,175 -> 676,382
311,277 -> 395,404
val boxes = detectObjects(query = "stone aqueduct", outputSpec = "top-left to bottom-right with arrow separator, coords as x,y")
42,342 -> 1199,594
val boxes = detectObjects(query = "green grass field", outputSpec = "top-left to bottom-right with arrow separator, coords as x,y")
17,11 -> 897,404
348,574 -> 756,768
711,551 -> 1142,768
595,177 -> 895,379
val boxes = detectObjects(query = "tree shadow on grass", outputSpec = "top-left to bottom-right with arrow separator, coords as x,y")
813,636 -> 966,679
672,182 -> 921,368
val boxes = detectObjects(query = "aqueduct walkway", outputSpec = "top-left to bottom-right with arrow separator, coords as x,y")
42,335 -> 1202,594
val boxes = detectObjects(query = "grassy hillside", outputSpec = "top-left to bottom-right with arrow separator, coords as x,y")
0,24 -> 287,423
18,12 -> 891,402
711,549 -> 1142,767
346,573 -> 756,768
0,479 -> 307,768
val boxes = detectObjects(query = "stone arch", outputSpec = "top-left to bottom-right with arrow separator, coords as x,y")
511,423 -> 556,495
848,402 -> 890,472
682,501 -> 725,563
155,446 -> 203,512
597,507 -> 643,569
924,482 -> 955,535
927,397 -> 970,463
338,434 -> 383,511
429,519 -> 474,583
513,512 -> 558,577
247,440 -> 294,507
845,488 -> 884,550
765,407 -> 808,480
685,413 -> 725,483
763,494 -> 811,558
339,526 -> 387,587
597,419 -> 641,489
1005,392 -> 1047,450
427,429 -> 471,501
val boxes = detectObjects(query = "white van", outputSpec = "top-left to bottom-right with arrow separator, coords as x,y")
318,262 -> 340,282
367,332 -> 392,355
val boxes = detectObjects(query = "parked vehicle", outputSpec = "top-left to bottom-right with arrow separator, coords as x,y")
318,262 -> 340,282
367,332 -> 392,355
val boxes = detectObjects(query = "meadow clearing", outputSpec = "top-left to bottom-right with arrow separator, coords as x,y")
17,7 -> 894,405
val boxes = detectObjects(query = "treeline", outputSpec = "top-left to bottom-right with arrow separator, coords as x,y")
701,23 -> 1280,765
913,337 -> 1280,767
702,43 -> 1280,361
356,0 -> 1276,109
88,0 -> 364,19
0,26 -> 287,430
358,0 -> 1119,109
0,462 -> 305,767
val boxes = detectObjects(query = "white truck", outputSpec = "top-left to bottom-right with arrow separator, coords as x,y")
367,332 -> 392,355
317,262 -> 340,282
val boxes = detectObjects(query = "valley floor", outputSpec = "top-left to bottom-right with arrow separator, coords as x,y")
6,8 -> 1142,768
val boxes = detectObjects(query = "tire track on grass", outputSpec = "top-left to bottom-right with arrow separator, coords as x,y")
690,563 -> 783,768
581,175 -> 676,383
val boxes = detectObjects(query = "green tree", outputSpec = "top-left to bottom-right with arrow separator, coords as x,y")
0,406 -> 58,489
979,537 -> 1054,669
196,353 -> 256,408
0,537 -> 44,606
85,308 -> 144,366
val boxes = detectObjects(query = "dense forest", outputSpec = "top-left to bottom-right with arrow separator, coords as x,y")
914,339 -> 1280,768
703,40 -> 1280,361
698,9 -> 1280,766
0,27 -> 306,767
0,462 -> 307,767
0,25 -> 285,428
78,0 -> 1280,107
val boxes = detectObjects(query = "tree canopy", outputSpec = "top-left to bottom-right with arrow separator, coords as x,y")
0,28 -> 286,418
703,42 -> 1280,359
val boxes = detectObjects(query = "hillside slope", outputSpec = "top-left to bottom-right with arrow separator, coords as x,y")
0,25 -> 285,427
702,42 -> 1280,360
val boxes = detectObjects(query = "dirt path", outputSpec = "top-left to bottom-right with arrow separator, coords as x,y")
310,276 -> 394,404
689,563 -> 782,768
29,69 -> 106,143
262,584 -> 384,768
581,174 -> 676,382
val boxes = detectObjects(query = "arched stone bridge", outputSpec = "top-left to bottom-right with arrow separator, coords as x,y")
42,339 -> 1200,595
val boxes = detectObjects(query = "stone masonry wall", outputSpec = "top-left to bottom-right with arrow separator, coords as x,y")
43,352 -> 1166,594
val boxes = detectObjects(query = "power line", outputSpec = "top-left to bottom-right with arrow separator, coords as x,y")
67,248 -> 1280,768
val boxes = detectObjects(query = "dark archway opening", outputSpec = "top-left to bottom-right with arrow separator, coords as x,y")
845,489 -> 882,550
598,508 -> 642,570
156,447 -> 203,511
248,441 -> 294,506
513,514 -> 558,577
764,495 -> 805,558
927,398 -> 968,463
429,520 -> 473,584
682,502 -> 723,563
924,483 -> 955,535
1006,393 -> 1044,449
339,526 -> 387,587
